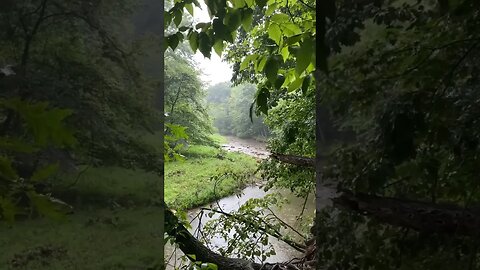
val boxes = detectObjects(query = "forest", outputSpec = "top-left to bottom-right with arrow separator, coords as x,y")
1,0 -> 480,270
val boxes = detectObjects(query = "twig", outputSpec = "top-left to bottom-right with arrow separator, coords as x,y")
297,0 -> 315,10
266,207 -> 306,239
200,207 -> 306,252
298,193 -> 309,218
64,163 -> 91,189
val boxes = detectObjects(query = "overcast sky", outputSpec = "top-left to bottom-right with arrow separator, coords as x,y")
192,4 -> 232,86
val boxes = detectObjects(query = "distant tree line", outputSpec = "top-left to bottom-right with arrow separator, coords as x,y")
206,82 -> 269,139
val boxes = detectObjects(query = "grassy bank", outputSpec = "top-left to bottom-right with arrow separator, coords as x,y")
0,165 -> 163,270
0,207 -> 164,269
165,144 -> 258,209
0,134 -> 257,269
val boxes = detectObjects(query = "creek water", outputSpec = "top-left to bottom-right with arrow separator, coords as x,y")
164,136 -> 332,268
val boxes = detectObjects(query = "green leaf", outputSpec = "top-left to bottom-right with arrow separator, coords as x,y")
271,13 -> 289,23
198,32 -> 212,58
281,46 -> 290,62
301,74 -> 311,94
213,39 -> 224,56
205,0 -> 217,18
264,55 -> 280,83
167,34 -> 180,50
166,123 -> 189,140
274,74 -> 285,89
268,23 -> 282,45
256,87 -> 270,115
232,0 -> 246,8
240,54 -> 258,71
295,36 -> 313,76
255,0 -> 267,8
256,56 -> 268,72
6,99 -> 76,147
213,18 -> 233,43
241,8 -> 254,31
188,31 -> 199,52
176,32 -> 184,42
266,3 -> 277,15
286,34 -> 302,45
31,163 -> 59,182
173,9 -> 182,26
196,22 -> 210,30
282,23 -> 302,37
244,0 -> 254,7
185,3 -> 194,15
288,76 -> 304,92
224,9 -> 242,30
164,11 -> 172,27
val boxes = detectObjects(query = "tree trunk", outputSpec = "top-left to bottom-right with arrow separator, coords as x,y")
270,153 -> 480,236
333,191 -> 480,236
270,153 -> 316,167
165,209 -> 272,270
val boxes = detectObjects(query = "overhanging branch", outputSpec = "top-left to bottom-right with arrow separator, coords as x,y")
269,153 -> 315,167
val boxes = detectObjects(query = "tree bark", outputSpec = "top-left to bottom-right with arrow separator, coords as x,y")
165,209 -> 272,270
270,152 -> 316,167
271,153 -> 480,236
333,191 -> 480,236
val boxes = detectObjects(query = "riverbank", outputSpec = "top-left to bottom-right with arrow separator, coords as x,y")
165,135 -> 318,268
165,143 -> 258,210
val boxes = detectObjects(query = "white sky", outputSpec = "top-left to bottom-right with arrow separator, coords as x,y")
192,4 -> 233,86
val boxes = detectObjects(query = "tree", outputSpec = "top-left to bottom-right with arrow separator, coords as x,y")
0,0 -> 165,219
164,0 -> 319,268
166,0 -> 480,269
206,82 -> 269,138
165,48 -> 214,146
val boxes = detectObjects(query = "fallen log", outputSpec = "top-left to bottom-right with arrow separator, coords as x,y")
165,152 -> 480,269
165,209 -> 272,270
269,153 -> 315,167
333,191 -> 480,236
270,153 -> 480,236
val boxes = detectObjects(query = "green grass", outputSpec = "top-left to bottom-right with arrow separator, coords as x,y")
0,133 -> 257,269
0,207 -> 163,269
165,143 -> 258,210
50,167 -> 161,207
209,133 -> 228,144
0,167 -> 164,270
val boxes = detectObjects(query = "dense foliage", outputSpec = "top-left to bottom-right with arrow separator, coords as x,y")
206,82 -> 269,138
168,0 -> 480,269
165,49 -> 214,146
313,1 -> 480,268
0,0 -> 166,218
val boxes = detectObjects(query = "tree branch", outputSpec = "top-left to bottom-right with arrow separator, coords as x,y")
200,207 -> 306,252
269,153 -> 315,167
333,191 -> 480,236
165,208 -> 271,270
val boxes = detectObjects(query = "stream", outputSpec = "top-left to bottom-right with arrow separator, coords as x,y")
165,136 -> 333,268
